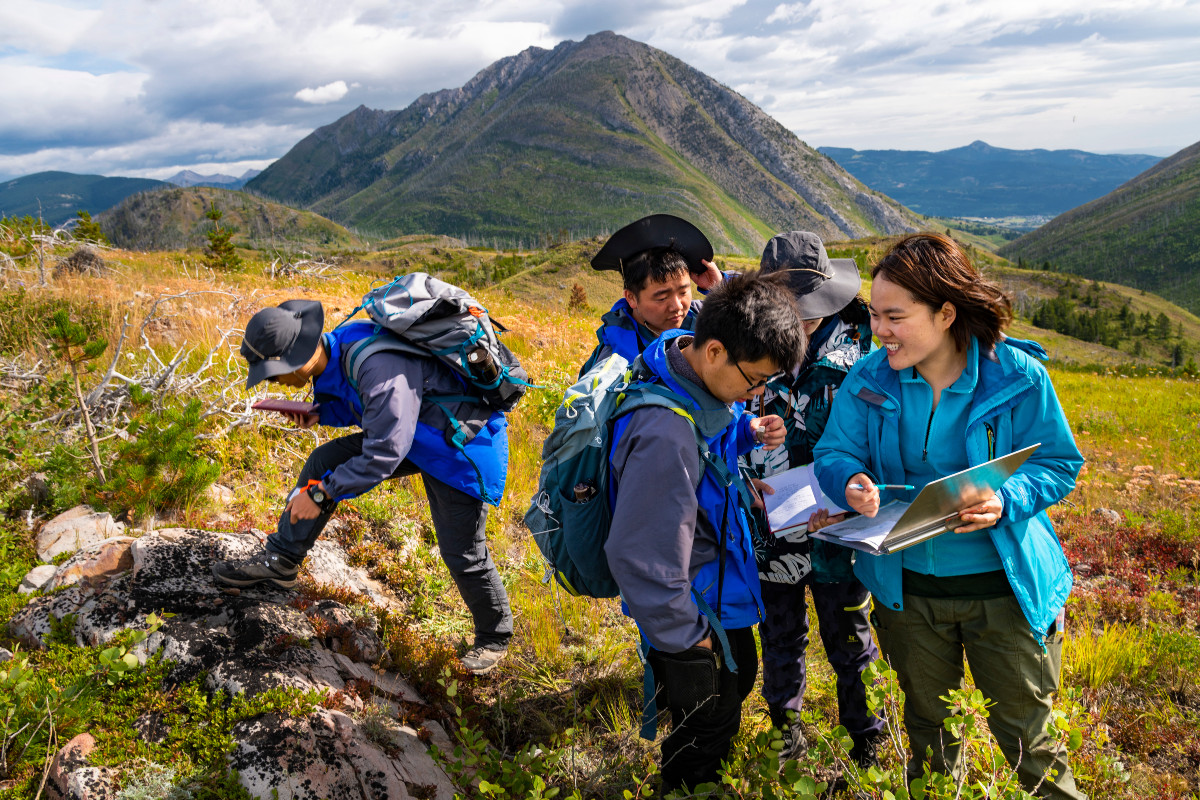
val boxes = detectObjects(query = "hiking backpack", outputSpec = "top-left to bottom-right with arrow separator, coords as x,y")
524,353 -> 715,598
337,272 -> 531,411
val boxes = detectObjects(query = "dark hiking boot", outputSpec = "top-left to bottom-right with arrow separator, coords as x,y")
212,549 -> 299,589
779,722 -> 809,766
460,645 -> 507,675
849,731 -> 884,770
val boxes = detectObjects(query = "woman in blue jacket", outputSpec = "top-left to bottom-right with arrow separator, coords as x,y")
813,233 -> 1084,799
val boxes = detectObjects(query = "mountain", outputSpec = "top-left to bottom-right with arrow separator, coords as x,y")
248,31 -> 920,253
98,186 -> 368,251
0,171 -> 168,226
999,140 -> 1200,314
165,169 -> 263,189
819,141 -> 1161,221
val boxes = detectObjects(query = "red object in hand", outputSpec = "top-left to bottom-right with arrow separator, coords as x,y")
251,399 -> 320,415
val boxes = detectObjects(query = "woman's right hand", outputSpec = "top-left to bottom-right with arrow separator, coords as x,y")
845,473 -> 880,517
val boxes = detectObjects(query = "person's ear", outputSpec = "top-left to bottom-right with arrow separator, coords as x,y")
703,338 -> 725,367
623,288 -> 639,309
939,302 -> 957,330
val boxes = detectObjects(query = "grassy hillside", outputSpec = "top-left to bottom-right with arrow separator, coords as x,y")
0,171 -> 168,226
3,234 -> 1200,798
1000,140 -> 1200,314
97,186 -> 371,252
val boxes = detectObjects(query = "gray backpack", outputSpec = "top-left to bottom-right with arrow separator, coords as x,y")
336,272 -> 532,412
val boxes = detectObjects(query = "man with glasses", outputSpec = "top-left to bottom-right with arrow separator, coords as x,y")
604,273 -> 806,791
212,298 -> 514,675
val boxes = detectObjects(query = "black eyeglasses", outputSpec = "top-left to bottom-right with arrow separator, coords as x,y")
732,359 -> 785,390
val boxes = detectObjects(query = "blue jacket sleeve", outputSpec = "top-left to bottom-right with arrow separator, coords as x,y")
996,365 -> 1083,523
812,373 -> 877,510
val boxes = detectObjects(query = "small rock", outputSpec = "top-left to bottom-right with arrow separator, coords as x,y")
36,506 -> 125,563
207,483 -> 236,506
19,564 -> 58,594
23,472 -> 50,506
63,766 -> 116,800
50,537 -> 136,590
0,647 -> 10,662
45,733 -> 95,800
1093,508 -> 1122,524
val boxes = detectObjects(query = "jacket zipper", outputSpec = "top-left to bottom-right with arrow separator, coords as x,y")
985,423 -> 996,460
922,405 -> 935,462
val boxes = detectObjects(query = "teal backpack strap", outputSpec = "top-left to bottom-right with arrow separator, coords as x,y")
425,395 -> 496,505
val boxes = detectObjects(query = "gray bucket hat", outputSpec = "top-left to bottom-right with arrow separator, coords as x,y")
759,231 -> 862,319
240,299 -> 324,388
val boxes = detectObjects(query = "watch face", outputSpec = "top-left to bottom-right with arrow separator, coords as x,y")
310,487 -> 327,504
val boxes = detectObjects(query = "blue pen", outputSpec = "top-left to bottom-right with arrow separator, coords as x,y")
848,483 -> 915,491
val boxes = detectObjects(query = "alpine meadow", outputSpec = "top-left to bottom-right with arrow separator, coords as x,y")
3,24 -> 1200,800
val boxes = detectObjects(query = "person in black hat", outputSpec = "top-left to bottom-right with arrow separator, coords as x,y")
213,299 -> 514,675
739,231 -> 886,766
578,214 -> 723,377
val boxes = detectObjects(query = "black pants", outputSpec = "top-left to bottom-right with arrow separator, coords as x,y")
647,626 -> 759,791
267,432 -> 513,648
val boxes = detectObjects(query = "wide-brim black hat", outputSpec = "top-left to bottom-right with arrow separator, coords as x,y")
241,299 -> 324,388
591,214 -> 714,275
759,231 -> 862,319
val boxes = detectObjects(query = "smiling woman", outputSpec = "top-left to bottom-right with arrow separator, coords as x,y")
814,232 -> 1087,799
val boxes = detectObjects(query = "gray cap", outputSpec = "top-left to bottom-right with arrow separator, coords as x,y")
240,299 -> 324,388
759,231 -> 862,319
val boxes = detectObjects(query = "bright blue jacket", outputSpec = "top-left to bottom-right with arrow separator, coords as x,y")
312,323 -> 508,505
608,333 -> 764,645
578,298 -> 702,377
813,336 -> 1083,639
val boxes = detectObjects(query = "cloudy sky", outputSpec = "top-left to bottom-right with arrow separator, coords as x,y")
1,0 -> 1197,181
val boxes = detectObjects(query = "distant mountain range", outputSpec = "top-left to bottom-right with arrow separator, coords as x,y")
164,169 -> 262,189
819,141 -> 1161,221
1000,139 -> 1200,314
248,31 -> 921,253
0,171 -> 168,226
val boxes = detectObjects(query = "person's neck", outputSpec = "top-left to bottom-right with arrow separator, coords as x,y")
680,341 -> 709,390
915,340 -> 968,398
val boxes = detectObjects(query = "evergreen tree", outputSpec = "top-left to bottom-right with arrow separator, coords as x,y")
203,205 -> 242,271
72,210 -> 109,245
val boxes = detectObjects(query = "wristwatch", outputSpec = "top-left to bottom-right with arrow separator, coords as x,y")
306,483 -> 337,513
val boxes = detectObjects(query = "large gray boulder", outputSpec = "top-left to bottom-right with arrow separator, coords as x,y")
9,528 -> 454,800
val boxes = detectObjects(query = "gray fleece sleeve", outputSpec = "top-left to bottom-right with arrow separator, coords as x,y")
321,352 -> 422,499
605,407 -> 708,652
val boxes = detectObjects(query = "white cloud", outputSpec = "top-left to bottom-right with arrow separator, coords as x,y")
295,80 -> 350,104
0,0 -> 1198,180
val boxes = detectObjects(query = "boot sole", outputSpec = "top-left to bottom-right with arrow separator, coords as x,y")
211,565 -> 297,589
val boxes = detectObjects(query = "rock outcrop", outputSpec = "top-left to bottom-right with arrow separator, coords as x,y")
14,528 -> 457,800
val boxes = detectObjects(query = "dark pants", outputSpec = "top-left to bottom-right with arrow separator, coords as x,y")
267,433 -> 513,648
873,595 -> 1083,799
647,626 -> 758,792
759,579 -> 884,739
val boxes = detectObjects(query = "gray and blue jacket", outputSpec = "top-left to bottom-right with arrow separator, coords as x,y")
311,322 -> 508,505
578,297 -> 702,378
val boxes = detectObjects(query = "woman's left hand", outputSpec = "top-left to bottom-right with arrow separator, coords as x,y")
953,492 -> 1003,533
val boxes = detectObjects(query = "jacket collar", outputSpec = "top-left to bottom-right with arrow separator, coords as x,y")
639,332 -> 736,439
850,336 -> 1040,424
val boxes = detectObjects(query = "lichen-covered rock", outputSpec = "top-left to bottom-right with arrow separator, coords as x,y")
230,708 -> 455,800
9,524 -> 459,800
45,733 -> 95,800
50,537 -> 136,590
18,564 -> 58,594
36,506 -> 125,562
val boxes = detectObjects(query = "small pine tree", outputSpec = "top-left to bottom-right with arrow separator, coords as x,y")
203,205 -> 242,271
73,210 -> 109,245
46,310 -> 108,483
567,283 -> 588,312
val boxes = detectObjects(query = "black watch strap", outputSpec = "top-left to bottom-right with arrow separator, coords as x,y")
306,483 -> 337,513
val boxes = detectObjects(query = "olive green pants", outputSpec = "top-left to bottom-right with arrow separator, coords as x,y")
873,594 -> 1085,800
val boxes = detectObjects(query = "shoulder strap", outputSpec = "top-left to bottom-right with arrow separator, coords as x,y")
340,332 -> 425,394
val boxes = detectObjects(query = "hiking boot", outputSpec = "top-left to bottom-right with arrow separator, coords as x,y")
460,645 -> 507,675
849,731 -> 884,770
778,721 -> 809,766
212,549 -> 299,589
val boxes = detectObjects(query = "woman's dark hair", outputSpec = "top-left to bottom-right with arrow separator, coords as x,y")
693,271 -> 806,372
872,233 -> 1012,351
622,247 -> 690,293
837,295 -> 870,327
